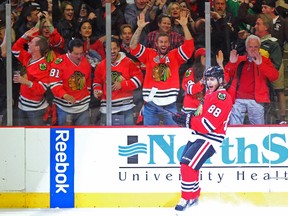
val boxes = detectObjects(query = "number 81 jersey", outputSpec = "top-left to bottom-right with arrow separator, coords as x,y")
189,88 -> 233,145
49,54 -> 92,113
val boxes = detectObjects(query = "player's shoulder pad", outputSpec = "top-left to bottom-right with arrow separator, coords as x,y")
55,57 -> 63,64
39,63 -> 47,71
217,92 -> 227,101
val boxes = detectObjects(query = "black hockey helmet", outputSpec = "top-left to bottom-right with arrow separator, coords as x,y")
204,66 -> 224,87
204,66 -> 224,79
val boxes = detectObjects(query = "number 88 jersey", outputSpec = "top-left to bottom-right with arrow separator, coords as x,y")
190,88 -> 233,144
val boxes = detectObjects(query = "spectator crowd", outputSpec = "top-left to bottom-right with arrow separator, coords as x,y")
0,0 -> 287,126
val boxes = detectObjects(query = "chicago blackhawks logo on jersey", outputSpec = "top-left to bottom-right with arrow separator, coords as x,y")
185,69 -> 192,78
39,63 -> 47,71
152,63 -> 171,82
55,58 -> 63,64
68,71 -> 86,91
111,71 -> 124,84
218,92 -> 227,100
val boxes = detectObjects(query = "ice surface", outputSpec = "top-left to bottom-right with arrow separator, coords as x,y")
0,201 -> 286,216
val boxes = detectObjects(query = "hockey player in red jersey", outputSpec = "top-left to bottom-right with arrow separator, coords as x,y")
49,39 -> 92,125
12,27 -> 50,126
172,66 -> 232,212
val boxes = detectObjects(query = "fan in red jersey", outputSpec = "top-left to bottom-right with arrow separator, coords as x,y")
12,27 -> 50,126
93,37 -> 143,125
130,10 -> 194,125
49,38 -> 92,125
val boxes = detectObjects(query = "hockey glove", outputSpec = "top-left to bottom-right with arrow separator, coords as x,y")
172,112 -> 192,128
